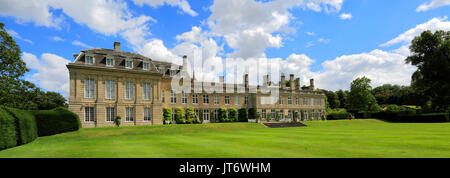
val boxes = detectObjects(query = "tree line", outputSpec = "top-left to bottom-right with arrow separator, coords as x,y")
320,30 -> 450,113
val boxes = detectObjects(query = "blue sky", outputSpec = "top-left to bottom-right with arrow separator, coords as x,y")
1,0 -> 449,97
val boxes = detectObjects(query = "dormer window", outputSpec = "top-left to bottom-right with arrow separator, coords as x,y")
85,55 -> 94,65
125,59 -> 133,69
106,56 -> 114,67
143,60 -> 150,70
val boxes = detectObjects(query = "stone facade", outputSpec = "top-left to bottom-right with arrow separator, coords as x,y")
67,42 -> 326,128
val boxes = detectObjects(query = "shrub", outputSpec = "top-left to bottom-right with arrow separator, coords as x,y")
274,111 -> 280,121
34,107 -> 81,137
248,108 -> 256,120
198,109 -> 204,124
229,108 -> 238,122
0,107 -> 17,150
238,108 -> 247,122
327,112 -> 353,120
163,108 -> 172,124
218,108 -> 227,122
186,107 -> 195,123
175,107 -> 185,124
4,107 -> 38,145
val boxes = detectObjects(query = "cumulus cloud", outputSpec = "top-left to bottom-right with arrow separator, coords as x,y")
380,16 -> 450,47
206,0 -> 344,59
132,0 -> 198,16
138,39 -> 182,65
416,0 -> 450,12
339,13 -> 352,20
314,50 -> 416,91
0,0 -> 156,47
22,52 -> 71,97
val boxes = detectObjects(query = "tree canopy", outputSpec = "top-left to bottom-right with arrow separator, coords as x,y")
0,22 -> 66,110
347,77 -> 380,112
406,30 -> 450,111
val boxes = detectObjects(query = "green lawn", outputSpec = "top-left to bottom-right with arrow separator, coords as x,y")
0,119 -> 449,158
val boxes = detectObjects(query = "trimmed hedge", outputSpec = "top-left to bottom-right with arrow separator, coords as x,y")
373,111 -> 449,123
327,112 -> 353,120
34,107 -> 81,136
0,107 -> 17,150
238,108 -> 247,122
4,107 -> 38,145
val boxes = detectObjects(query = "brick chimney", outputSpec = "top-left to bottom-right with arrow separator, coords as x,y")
280,73 -> 286,90
114,42 -> 120,51
310,79 -> 315,91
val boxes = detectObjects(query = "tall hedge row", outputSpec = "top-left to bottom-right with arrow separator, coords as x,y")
372,112 -> 449,123
0,107 -> 17,150
4,107 -> 38,145
34,107 -> 81,137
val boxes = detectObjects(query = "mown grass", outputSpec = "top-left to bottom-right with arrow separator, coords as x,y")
0,119 -> 449,158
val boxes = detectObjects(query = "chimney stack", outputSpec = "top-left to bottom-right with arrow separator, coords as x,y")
263,75 -> 269,86
290,74 -> 294,91
219,76 -> 224,83
295,78 -> 300,90
281,73 -> 286,90
73,54 -> 79,60
182,55 -> 187,71
244,74 -> 249,89
310,79 -> 315,91
114,42 -> 120,51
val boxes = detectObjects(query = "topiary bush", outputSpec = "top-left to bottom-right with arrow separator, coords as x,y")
218,108 -> 227,122
4,107 -> 38,145
229,108 -> 238,122
0,107 -> 17,150
175,107 -> 185,124
33,107 -> 81,137
163,108 -> 172,124
248,108 -> 256,120
238,108 -> 247,122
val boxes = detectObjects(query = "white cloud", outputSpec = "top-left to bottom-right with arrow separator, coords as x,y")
305,41 -> 314,48
132,0 -> 198,16
72,40 -> 93,49
339,13 -> 352,20
381,16 -> 450,47
206,0 -> 344,59
0,0 -> 155,47
22,52 -> 71,97
138,39 -> 182,65
318,38 -> 330,43
313,50 -> 416,91
50,36 -> 64,42
0,0 -> 64,28
6,29 -> 34,45
417,0 -> 450,12
306,32 -> 316,36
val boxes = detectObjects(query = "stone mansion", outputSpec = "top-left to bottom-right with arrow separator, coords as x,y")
67,42 -> 326,127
